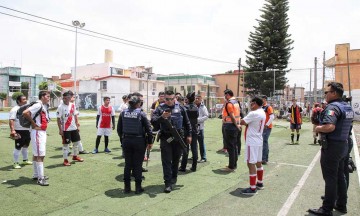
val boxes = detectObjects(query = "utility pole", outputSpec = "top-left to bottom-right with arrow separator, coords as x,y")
322,51 -> 326,93
237,58 -> 241,98
346,48 -> 352,107
309,69 -> 312,106
314,57 -> 318,103
273,69 -> 276,98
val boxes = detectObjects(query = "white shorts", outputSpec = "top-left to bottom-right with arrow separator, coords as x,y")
31,130 -> 47,157
244,145 -> 263,164
97,128 -> 112,136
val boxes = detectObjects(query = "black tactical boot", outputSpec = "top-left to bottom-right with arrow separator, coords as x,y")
135,182 -> 144,194
124,182 -> 131,194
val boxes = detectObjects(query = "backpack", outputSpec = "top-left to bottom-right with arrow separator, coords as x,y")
16,102 -> 42,128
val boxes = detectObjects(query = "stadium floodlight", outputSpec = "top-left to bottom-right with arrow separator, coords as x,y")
72,20 -> 85,104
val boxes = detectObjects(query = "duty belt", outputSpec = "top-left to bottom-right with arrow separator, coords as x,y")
123,134 -> 144,138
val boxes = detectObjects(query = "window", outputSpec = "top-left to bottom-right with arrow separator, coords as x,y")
152,82 -> 157,91
180,86 -> 184,91
100,81 -> 107,90
165,86 -> 174,91
201,86 -> 206,92
187,85 -> 195,92
110,67 -> 123,75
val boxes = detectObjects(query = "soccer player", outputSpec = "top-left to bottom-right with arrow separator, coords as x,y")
240,97 -> 266,195
92,96 -> 115,154
23,91 -> 50,186
9,94 -> 32,169
56,91 -> 84,166
261,95 -> 274,164
287,98 -> 303,144
311,103 -> 323,145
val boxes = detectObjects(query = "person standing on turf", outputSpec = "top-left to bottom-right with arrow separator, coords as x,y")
9,94 -> 33,169
240,97 -> 266,195
287,98 -> 303,144
92,96 -> 115,154
261,95 -> 274,164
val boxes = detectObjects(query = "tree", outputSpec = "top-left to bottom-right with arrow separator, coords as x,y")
11,92 -> 24,101
244,0 -> 294,96
38,81 -> 62,107
0,92 -> 7,110
21,82 -> 29,98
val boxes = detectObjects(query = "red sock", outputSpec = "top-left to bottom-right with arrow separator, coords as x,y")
257,167 -> 264,183
249,174 -> 257,190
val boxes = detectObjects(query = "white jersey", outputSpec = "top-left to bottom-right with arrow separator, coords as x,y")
28,101 -> 49,131
9,105 -> 27,131
243,108 -> 266,146
117,103 -> 128,113
56,102 -> 79,131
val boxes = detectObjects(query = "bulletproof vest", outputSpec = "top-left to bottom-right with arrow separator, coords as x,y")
326,101 -> 353,141
185,103 -> 198,126
160,102 -> 183,131
122,108 -> 143,136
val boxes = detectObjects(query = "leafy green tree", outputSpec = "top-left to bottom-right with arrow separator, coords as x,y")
38,81 -> 62,106
244,0 -> 294,96
11,92 -> 24,101
21,82 -> 29,98
0,92 -> 7,110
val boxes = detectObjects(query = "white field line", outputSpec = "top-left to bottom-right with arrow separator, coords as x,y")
269,162 -> 309,168
351,130 -> 360,187
277,150 -> 321,216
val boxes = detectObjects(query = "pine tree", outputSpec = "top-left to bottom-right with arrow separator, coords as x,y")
244,0 -> 293,96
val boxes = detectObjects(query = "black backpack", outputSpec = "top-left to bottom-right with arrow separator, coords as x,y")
16,102 -> 42,128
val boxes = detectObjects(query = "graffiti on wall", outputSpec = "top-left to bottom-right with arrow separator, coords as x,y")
78,93 -> 97,110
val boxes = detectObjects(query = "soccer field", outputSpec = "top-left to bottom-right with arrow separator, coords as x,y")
0,117 -> 359,216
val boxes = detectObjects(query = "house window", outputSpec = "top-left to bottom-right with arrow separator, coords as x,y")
152,82 -> 157,91
110,67 -> 123,75
180,86 -> 184,91
100,81 -> 107,90
187,85 -> 195,92
201,86 -> 206,92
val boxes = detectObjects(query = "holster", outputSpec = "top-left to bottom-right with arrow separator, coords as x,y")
319,138 -> 328,149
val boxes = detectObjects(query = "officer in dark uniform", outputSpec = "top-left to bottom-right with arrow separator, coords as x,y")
151,90 -> 192,193
309,82 -> 354,215
179,92 -> 199,172
117,95 -> 153,194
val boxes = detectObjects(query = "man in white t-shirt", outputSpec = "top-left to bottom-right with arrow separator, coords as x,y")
8,94 -> 33,169
23,91 -> 50,186
117,94 -> 129,113
57,91 -> 84,166
240,96 -> 266,195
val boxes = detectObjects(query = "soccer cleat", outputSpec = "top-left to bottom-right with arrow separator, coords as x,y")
220,166 -> 235,172
256,182 -> 264,190
72,156 -> 84,162
37,178 -> 49,186
32,176 -> 49,181
241,187 -> 257,195
21,160 -> 33,165
13,163 -> 21,169
164,186 -> 172,193
92,148 -> 98,154
290,141 -> 294,145
63,159 -> 71,166
178,167 -> 186,172
104,148 -> 111,153
198,159 -> 207,163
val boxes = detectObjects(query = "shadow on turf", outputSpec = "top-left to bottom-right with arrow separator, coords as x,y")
0,165 -> 15,171
49,154 -> 63,159
105,184 -> 183,198
212,169 -> 234,175
229,188 -> 257,198
2,176 -> 36,188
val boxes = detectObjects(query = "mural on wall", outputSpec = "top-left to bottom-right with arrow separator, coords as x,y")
78,93 -> 97,110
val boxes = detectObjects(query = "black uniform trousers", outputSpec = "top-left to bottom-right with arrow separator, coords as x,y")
123,137 -> 146,184
223,126 -> 238,169
320,140 -> 348,211
180,132 -> 198,170
160,138 -> 182,186
344,135 -> 353,189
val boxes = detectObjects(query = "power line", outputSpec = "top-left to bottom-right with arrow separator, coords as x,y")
0,6 -> 236,65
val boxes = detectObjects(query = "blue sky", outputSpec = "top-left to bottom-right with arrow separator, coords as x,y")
0,0 -> 359,91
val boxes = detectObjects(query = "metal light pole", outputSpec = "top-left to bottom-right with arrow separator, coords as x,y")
72,20 -> 85,99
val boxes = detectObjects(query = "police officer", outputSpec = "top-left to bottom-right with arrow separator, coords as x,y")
117,96 -> 153,194
151,90 -> 192,193
308,82 -> 353,215
179,92 -> 199,172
